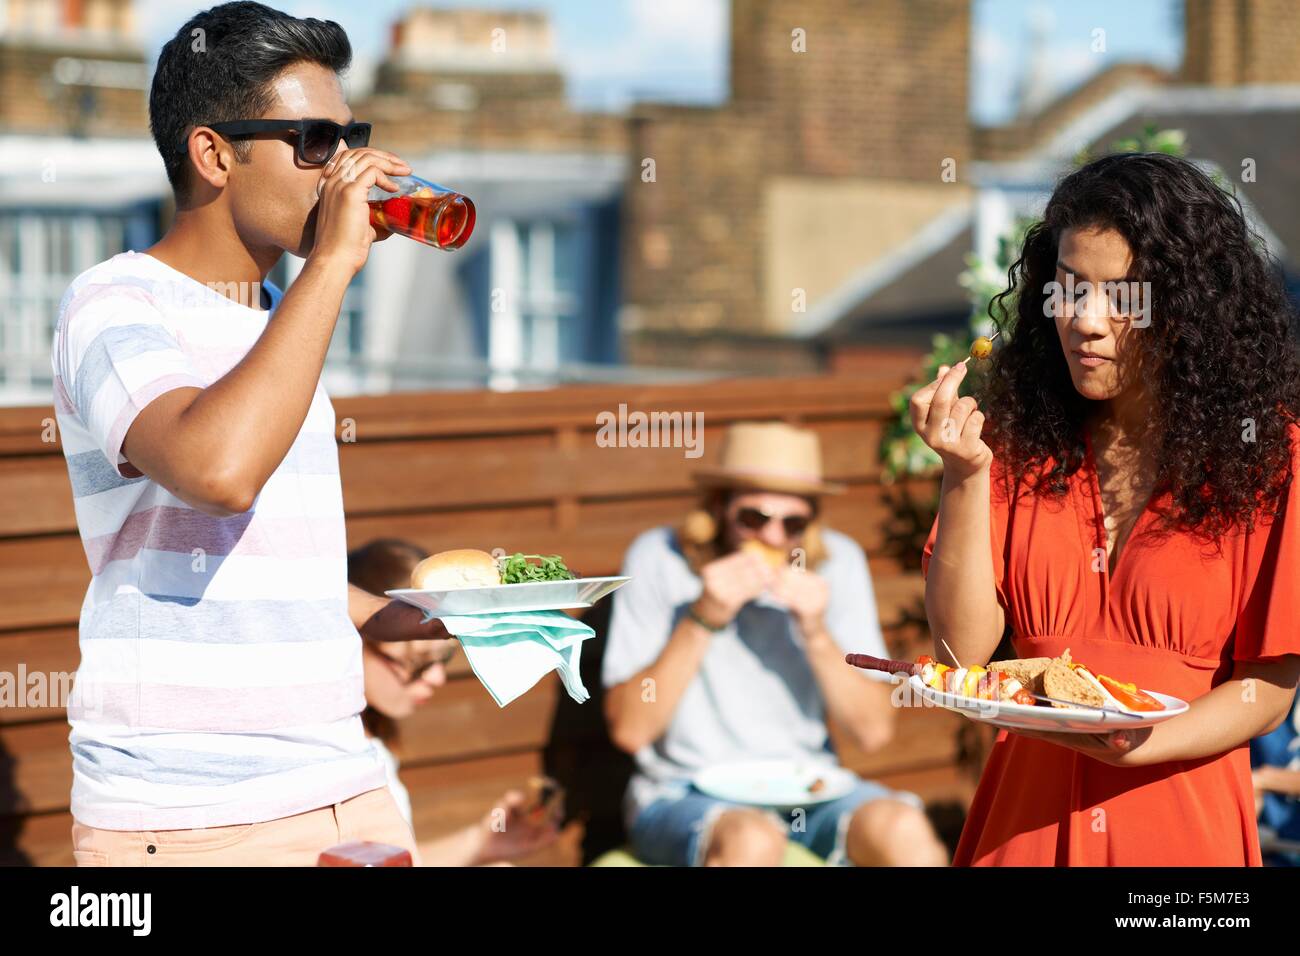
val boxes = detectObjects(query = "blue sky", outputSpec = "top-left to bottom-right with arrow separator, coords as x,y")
134,0 -> 1182,121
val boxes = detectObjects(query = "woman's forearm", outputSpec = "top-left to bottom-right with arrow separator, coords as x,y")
925,468 -> 1004,666
1119,659 -> 1300,767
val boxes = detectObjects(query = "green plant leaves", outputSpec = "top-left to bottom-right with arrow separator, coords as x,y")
497,553 -> 576,583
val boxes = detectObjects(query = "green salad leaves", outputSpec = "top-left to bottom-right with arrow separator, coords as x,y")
497,553 -> 576,584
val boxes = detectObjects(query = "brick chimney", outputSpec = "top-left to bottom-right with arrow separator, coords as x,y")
729,0 -> 972,180
0,0 -> 148,136
374,7 -> 566,109
1183,0 -> 1300,85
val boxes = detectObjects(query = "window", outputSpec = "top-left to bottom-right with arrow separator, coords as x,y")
487,218 -> 580,388
0,209 -> 130,402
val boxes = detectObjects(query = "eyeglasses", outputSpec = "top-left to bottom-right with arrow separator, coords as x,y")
178,118 -> 372,165
370,641 -> 455,684
734,507 -> 812,537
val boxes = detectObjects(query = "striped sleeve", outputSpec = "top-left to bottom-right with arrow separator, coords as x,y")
55,283 -> 207,478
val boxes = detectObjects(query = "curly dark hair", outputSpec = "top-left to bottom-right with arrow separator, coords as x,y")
980,151 -> 1300,539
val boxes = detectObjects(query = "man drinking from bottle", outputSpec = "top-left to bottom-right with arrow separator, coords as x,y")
51,1 -> 447,866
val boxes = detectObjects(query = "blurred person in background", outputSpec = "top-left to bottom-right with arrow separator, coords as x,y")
348,539 -> 561,866
602,422 -> 948,866
1252,694 -> 1300,866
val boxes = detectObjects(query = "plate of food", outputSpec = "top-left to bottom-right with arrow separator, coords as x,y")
846,649 -> 1189,733
693,759 -> 858,809
385,548 -> 630,616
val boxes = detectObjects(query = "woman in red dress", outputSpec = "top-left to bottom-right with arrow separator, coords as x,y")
914,152 -> 1300,866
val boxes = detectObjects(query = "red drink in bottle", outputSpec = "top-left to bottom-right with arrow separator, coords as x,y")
368,175 -> 475,250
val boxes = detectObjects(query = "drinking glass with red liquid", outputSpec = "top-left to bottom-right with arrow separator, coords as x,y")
367,175 -> 476,250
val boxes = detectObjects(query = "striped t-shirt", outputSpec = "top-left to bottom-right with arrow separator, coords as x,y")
51,251 -> 384,831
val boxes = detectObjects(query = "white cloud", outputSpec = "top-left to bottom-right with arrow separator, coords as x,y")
565,0 -> 726,108
628,0 -> 725,51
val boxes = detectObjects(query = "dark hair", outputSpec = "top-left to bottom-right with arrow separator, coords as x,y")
982,151 -> 1300,539
346,538 -> 429,748
347,537 -> 428,595
149,1 -> 351,204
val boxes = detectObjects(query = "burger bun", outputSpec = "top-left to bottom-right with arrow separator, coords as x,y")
410,549 -> 501,590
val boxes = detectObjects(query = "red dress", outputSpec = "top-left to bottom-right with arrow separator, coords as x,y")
922,426 -> 1300,866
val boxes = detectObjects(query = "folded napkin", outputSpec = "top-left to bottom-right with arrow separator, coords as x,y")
420,608 -> 596,707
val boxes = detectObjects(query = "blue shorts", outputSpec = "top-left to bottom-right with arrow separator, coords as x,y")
628,778 -> 922,867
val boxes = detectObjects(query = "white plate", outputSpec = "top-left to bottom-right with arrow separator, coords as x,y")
385,576 -> 630,616
693,760 -> 857,809
905,675 -> 1189,733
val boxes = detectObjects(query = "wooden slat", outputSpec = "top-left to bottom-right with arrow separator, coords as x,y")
328,376 -> 902,442
0,457 -> 75,538
0,626 -> 80,726
0,536 -> 93,632
0,717 -> 69,815
0,374 -> 904,454
336,418 -> 883,515
400,752 -> 583,865
0,809 -> 73,867
833,704 -> 967,778
872,763 -> 979,806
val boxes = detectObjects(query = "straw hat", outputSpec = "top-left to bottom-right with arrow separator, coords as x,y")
692,422 -> 846,496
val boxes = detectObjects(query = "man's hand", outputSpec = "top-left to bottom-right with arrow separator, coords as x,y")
310,147 -> 411,275
769,567 -> 830,637
692,549 -> 775,628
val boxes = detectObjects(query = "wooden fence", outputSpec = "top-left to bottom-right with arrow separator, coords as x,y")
0,372 -> 980,866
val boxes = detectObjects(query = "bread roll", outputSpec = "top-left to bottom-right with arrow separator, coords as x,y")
410,549 -> 501,590
741,539 -> 788,569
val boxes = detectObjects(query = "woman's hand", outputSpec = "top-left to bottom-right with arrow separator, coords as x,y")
1006,725 -> 1153,766
359,597 -> 453,645
910,361 -> 992,481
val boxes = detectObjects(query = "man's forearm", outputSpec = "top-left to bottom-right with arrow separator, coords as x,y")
804,629 -> 894,751
348,582 -> 388,631
177,254 -> 353,502
607,616 -> 713,752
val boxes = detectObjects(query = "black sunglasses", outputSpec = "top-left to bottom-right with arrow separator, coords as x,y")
179,119 -> 372,165
734,506 -> 812,537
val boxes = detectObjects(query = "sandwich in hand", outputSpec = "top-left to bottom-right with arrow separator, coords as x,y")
741,539 -> 789,570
